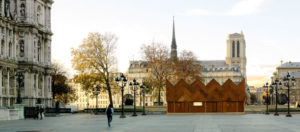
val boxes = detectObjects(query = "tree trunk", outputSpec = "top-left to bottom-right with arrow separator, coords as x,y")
106,79 -> 114,107
158,87 -> 161,106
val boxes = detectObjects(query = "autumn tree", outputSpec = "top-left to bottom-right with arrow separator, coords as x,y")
141,42 -> 172,106
52,61 -> 77,104
141,42 -> 203,105
71,32 -> 118,106
171,50 -> 203,83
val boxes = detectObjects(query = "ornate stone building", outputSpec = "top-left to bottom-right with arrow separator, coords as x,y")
0,0 -> 53,107
271,61 -> 300,105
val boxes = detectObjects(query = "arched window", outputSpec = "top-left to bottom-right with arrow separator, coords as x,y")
237,41 -> 240,57
232,41 -> 235,57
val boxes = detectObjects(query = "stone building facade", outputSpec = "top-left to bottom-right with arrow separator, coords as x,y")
126,61 -> 161,106
0,0 -> 53,108
271,61 -> 300,105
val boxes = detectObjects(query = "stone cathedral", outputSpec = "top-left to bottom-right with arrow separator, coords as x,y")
170,19 -> 247,85
0,0 -> 53,108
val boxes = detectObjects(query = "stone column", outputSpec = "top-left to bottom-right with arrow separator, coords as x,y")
42,75 -> 45,98
36,74 -> 39,97
7,69 -> 9,96
0,68 -> 2,95
0,0 -> 3,17
13,72 -> 17,97
7,71 -> 10,107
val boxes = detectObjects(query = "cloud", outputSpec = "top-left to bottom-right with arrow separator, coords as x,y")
181,0 -> 269,16
227,0 -> 270,16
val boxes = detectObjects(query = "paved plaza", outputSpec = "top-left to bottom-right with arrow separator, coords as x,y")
0,113 -> 300,132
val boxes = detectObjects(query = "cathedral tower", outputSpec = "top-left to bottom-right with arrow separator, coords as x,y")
226,31 -> 247,79
170,17 -> 178,62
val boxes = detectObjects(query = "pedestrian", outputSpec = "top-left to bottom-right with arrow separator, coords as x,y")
34,107 -> 39,120
39,106 -> 44,120
105,104 -> 114,127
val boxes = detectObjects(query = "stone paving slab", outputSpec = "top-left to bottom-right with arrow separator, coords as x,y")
0,114 -> 300,132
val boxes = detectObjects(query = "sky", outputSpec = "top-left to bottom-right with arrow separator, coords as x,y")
51,0 -> 300,87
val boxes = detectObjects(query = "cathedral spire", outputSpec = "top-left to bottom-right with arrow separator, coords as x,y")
171,16 -> 178,62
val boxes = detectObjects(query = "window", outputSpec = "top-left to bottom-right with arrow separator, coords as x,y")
1,40 -> 4,55
237,41 -> 240,57
38,42 -> 41,62
232,41 -> 235,57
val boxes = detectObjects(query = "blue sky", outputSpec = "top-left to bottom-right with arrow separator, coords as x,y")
51,0 -> 300,86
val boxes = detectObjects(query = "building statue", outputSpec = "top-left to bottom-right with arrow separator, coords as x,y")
4,0 -> 12,19
20,3 -> 26,17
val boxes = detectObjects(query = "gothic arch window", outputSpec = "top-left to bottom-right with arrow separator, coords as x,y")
237,41 -> 240,57
1,40 -> 4,55
232,41 -> 235,57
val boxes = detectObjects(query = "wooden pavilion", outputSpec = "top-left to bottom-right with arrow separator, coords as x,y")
166,79 -> 245,113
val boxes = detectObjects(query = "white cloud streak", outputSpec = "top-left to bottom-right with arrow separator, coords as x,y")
181,0 -> 269,16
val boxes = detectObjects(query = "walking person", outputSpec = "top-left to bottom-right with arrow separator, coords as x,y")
105,104 -> 114,127
39,106 -> 44,120
34,107 -> 39,120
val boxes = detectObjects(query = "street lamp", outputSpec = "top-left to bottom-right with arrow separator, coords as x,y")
93,85 -> 100,114
264,82 -> 270,115
15,69 -> 24,104
129,78 -> 139,116
272,78 -> 282,116
283,72 -> 296,117
115,73 -> 127,118
140,82 -> 147,115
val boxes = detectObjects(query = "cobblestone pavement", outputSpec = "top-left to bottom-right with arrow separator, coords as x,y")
0,114 -> 300,132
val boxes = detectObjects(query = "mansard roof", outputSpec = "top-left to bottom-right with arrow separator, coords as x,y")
198,60 -> 226,67
278,62 -> 300,68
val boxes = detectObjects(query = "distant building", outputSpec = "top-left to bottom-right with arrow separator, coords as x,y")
271,61 -> 300,105
126,61 -> 157,106
70,82 -> 122,110
124,19 -> 247,106
0,0 -> 54,107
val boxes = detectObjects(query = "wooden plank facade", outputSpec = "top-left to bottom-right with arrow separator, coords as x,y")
166,79 -> 245,113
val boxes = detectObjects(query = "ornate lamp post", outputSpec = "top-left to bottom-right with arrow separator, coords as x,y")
272,78 -> 282,116
115,73 -> 127,118
129,78 -> 139,116
283,72 -> 296,117
264,82 -> 270,115
140,82 -> 146,115
93,85 -> 100,114
16,69 -> 24,104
